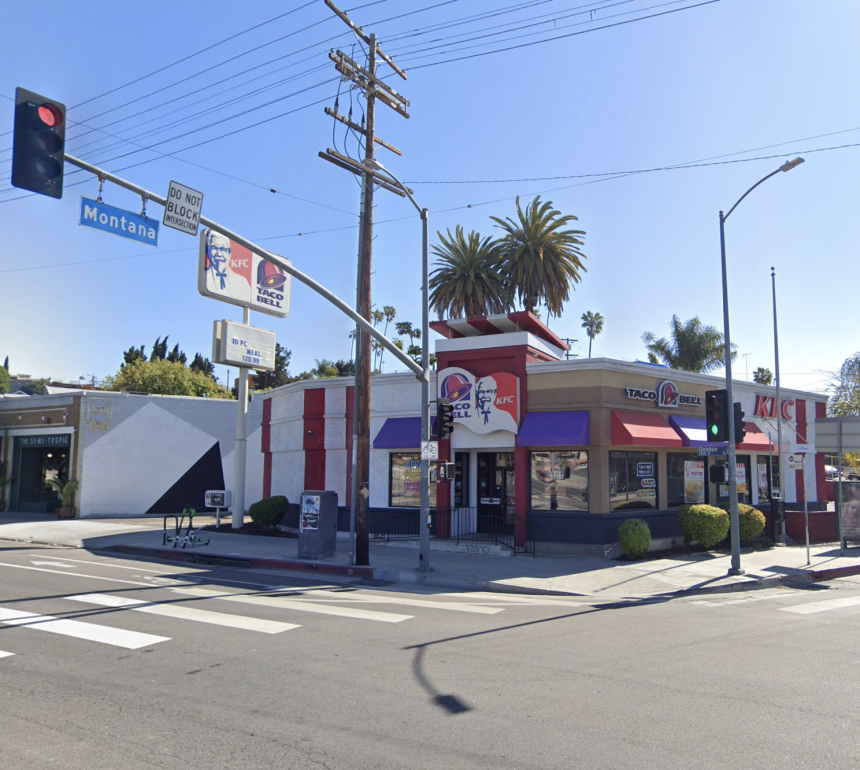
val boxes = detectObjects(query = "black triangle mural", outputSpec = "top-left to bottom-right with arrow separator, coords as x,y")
146,442 -> 225,514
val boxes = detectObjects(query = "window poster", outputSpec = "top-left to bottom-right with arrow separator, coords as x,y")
684,460 -> 705,504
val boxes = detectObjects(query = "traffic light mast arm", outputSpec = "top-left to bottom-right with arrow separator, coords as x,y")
61,153 -> 425,381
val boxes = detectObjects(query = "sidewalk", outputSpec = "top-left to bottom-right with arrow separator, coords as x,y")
2,512 -> 860,600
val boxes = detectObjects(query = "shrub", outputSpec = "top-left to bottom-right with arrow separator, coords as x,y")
249,495 -> 289,528
613,500 -> 654,511
717,503 -> 766,542
618,518 -> 651,559
678,504 -> 730,549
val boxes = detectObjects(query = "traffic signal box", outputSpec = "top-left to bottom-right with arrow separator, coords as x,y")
705,389 -> 730,442
437,398 -> 454,438
11,87 -> 66,199
733,402 -> 746,444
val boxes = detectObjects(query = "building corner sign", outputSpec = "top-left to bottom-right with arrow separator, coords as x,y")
79,197 -> 159,247
438,367 -> 520,435
198,229 -> 291,318
625,380 -> 702,408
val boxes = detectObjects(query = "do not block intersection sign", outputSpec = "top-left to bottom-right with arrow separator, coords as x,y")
163,181 -> 203,235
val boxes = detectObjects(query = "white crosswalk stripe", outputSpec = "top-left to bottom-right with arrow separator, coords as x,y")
65,594 -> 301,634
0,607 -> 170,649
0,650 -> 14,659
780,596 -> 860,615
268,589 -> 505,615
171,586 -> 414,623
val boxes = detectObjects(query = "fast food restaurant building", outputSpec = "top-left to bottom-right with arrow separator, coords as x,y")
261,312 -> 831,550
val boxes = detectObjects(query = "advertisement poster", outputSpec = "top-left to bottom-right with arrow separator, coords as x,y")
719,463 -> 748,498
841,483 -> 860,540
300,494 -> 320,532
684,460 -> 705,504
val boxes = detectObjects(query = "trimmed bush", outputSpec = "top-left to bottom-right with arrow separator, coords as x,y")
249,495 -> 289,528
678,504 -> 730,549
717,503 -> 766,542
613,500 -> 654,511
618,518 -> 651,559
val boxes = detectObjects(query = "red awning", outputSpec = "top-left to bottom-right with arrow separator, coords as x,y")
611,410 -> 683,448
736,422 -> 776,451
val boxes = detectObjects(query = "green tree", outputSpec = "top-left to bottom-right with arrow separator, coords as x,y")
20,378 -> 49,395
642,315 -> 736,373
189,353 -> 215,377
334,359 -> 355,377
253,344 -> 292,390
376,305 -> 397,371
829,352 -> 860,417
104,359 -> 232,398
150,336 -> 169,361
753,367 -> 773,385
490,195 -> 587,317
122,345 -> 147,368
166,344 -> 187,365
429,226 -> 512,319
581,311 -> 605,358
0,365 -> 9,394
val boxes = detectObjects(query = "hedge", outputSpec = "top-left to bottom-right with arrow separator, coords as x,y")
678,504 -> 730,549
249,495 -> 290,528
717,503 -> 766,542
618,518 -> 651,559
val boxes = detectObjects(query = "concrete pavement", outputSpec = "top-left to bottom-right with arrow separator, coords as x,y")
2,512 -> 860,599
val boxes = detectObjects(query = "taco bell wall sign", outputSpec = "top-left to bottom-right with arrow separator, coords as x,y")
438,367 -> 520,434
625,380 -> 703,408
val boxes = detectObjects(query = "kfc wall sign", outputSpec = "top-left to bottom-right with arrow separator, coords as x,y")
438,367 -> 520,435
753,395 -> 795,421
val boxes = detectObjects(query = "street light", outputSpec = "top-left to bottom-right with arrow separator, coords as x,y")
719,157 -> 804,576
363,158 -> 432,572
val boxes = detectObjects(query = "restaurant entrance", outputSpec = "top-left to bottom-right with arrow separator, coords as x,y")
11,434 -> 71,513
477,452 -> 516,531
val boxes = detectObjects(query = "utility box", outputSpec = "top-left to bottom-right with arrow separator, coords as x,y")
298,490 -> 338,559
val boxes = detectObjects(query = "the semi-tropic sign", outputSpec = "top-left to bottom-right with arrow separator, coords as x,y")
438,367 -> 520,435
198,229 -> 291,318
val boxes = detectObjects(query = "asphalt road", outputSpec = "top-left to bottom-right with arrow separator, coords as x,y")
2,541 -> 860,770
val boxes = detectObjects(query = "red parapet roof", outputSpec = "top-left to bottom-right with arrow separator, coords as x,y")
430,311 -> 568,351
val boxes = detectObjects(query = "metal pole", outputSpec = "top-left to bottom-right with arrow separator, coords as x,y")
838,422 -> 845,556
418,207 -> 431,571
803,453 -> 810,566
232,306 -> 250,529
719,212 -> 743,575
772,267 -> 786,544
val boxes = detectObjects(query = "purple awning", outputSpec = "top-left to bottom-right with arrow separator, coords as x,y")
517,411 -> 589,447
373,417 -> 437,449
669,415 -> 726,448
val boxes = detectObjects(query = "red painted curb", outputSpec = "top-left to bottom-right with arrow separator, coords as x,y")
102,545 -> 374,579
810,564 -> 860,582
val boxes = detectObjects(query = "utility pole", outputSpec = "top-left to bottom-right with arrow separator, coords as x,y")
560,338 -> 578,360
320,0 -> 409,566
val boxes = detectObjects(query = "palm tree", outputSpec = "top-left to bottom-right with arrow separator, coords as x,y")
376,305 -> 397,371
429,226 -> 512,319
490,195 -> 587,316
581,311 -> 604,358
753,366 -> 774,385
642,315 -> 736,373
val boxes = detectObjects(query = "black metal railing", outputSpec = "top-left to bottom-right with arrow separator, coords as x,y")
368,509 -> 425,542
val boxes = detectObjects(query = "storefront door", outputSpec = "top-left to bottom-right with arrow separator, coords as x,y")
477,452 -> 515,531
11,435 -> 71,513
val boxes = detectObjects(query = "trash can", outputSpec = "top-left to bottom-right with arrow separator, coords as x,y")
298,490 -> 338,559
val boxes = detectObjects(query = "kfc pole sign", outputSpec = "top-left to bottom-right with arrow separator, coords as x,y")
753,395 -> 795,421
438,367 -> 520,435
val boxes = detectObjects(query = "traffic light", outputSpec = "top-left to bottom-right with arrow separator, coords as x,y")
436,398 -> 454,438
11,87 -> 66,199
733,402 -> 746,444
705,389 -> 729,442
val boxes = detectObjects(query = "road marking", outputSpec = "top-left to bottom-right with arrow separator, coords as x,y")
693,594 -> 787,607
0,607 -> 169,649
0,561 -> 153,586
30,560 -> 76,568
264,588 -> 505,614
0,650 -> 14,659
44,556 -> 171,574
171,587 -> 413,623
781,596 -> 860,615
440,592 -> 587,607
65,594 -> 300,634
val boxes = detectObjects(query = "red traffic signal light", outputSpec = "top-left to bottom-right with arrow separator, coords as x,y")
705,389 -> 729,442
11,87 -> 66,199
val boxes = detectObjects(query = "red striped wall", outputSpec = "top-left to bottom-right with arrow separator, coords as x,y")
303,388 -> 326,490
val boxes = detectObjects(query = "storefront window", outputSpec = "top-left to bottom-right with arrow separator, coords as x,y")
757,457 -> 772,503
667,454 -> 705,507
529,451 -> 588,512
389,453 -> 437,508
609,451 -> 658,510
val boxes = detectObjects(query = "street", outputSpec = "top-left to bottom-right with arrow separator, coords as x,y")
2,542 -> 860,770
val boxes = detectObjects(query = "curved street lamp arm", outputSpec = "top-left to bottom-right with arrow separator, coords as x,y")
723,168 -> 781,222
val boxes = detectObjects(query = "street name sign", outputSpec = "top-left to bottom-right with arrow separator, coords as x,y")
697,445 -> 728,457
163,180 -> 203,235
79,197 -> 159,246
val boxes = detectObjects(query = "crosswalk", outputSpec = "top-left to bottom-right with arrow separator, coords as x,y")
693,587 -> 860,616
0,584 -> 563,661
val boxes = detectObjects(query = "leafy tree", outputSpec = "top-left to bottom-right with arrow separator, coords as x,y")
429,226 -> 512,319
753,367 -> 774,385
122,345 -> 147,368
335,359 -> 355,377
104,359 -> 232,399
642,315 -> 736,373
20,378 -> 49,395
3,356 -> 9,370
490,195 -> 587,317
314,359 -> 340,378
581,311 -> 605,358
166,344 -> 187,365
253,344 -> 292,390
150,336 -> 169,361
829,352 -> 860,417
376,305 -> 397,371
189,353 -> 215,377
0,365 -> 9,394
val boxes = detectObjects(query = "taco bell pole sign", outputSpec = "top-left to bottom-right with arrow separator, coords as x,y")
438,367 -> 520,435
198,229 -> 291,318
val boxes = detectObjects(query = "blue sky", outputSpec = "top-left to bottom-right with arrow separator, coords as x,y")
1,0 -> 857,395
